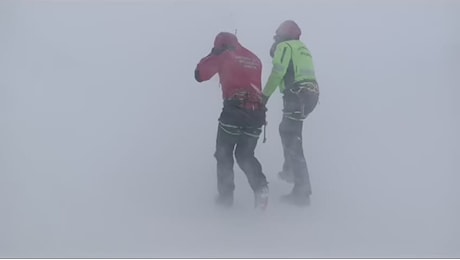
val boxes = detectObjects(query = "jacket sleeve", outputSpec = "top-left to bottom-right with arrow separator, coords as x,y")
194,53 -> 220,82
262,42 -> 291,98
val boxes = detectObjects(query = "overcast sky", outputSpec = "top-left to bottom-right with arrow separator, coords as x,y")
0,0 -> 459,258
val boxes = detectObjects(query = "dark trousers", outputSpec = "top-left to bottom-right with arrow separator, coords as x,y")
214,101 -> 267,197
280,86 -> 319,195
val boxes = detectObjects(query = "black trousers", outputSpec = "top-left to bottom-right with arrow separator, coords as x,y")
280,87 -> 319,195
214,101 -> 268,197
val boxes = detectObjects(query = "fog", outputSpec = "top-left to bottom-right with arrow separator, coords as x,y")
1,0 -> 459,258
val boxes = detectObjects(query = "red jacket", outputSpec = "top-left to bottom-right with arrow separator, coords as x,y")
195,32 -> 263,102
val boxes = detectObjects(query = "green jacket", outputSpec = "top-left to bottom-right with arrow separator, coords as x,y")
263,40 -> 317,98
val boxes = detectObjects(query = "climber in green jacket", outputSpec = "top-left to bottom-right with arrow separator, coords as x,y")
263,20 -> 320,207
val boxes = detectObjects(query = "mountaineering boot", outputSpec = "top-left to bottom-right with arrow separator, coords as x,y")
215,193 -> 233,208
280,185 -> 310,207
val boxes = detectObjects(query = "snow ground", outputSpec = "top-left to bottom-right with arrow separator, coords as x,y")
0,0 -> 459,258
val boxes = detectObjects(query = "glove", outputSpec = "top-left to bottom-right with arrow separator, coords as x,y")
262,95 -> 269,105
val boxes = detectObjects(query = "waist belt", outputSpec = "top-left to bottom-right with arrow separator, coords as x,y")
224,92 -> 264,111
224,99 -> 263,110
287,81 -> 319,95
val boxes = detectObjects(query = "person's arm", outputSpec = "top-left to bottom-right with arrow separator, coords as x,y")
262,42 -> 291,102
194,48 -> 224,82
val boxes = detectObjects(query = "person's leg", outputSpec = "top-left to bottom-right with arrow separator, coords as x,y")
279,117 -> 312,206
234,127 -> 268,192
280,88 -> 319,201
235,127 -> 269,209
279,117 -> 311,193
278,93 -> 303,183
214,123 -> 239,206
278,119 -> 295,183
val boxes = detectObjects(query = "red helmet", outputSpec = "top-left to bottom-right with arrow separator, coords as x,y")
214,32 -> 239,49
275,20 -> 301,40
